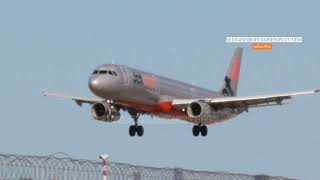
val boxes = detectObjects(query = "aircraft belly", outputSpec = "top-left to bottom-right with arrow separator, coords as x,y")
179,112 -> 240,125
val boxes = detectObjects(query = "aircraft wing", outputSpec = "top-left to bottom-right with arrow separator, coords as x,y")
43,91 -> 103,106
172,89 -> 320,110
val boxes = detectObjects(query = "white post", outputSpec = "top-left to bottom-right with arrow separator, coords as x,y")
100,154 -> 109,180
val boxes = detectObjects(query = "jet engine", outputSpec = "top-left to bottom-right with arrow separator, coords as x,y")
187,101 -> 214,118
91,102 -> 120,122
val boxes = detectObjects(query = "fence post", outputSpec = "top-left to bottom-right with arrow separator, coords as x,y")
99,154 -> 109,180
133,171 -> 141,180
173,168 -> 183,180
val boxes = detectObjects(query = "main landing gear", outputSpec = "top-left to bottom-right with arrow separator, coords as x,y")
192,124 -> 208,136
128,111 -> 144,137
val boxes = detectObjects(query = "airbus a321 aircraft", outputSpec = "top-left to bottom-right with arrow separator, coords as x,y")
44,48 -> 319,137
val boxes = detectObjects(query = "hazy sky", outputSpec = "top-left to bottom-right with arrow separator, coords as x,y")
0,1 -> 319,179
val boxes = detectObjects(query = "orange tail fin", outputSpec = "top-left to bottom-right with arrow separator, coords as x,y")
219,48 -> 243,96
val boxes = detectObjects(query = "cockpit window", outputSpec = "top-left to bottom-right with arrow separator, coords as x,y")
93,70 -> 118,76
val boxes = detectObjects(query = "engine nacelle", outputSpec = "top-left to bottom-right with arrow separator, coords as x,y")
91,102 -> 120,122
187,101 -> 214,118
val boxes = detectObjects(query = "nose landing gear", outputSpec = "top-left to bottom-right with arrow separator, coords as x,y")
128,111 -> 144,137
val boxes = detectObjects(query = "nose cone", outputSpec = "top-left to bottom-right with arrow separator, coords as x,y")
88,72 -> 122,99
88,76 -> 102,93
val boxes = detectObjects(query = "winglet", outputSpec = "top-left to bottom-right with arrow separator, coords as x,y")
42,90 -> 49,96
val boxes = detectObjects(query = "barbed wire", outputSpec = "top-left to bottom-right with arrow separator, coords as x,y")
0,153 -> 296,180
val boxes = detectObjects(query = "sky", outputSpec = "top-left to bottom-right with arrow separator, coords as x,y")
0,0 -> 319,179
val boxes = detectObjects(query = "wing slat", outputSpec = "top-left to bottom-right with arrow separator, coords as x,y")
172,88 -> 320,109
43,90 -> 103,106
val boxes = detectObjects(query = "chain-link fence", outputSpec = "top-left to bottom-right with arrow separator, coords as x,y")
0,153 -> 296,180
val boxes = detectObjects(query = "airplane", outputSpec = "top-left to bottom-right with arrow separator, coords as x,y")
43,48 -> 320,137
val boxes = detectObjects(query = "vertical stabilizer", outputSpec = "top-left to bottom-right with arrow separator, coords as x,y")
219,48 -> 243,96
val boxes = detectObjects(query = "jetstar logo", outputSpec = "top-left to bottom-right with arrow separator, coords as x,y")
222,76 -> 234,96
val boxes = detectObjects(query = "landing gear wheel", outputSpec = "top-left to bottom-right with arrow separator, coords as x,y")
200,125 -> 208,136
137,125 -> 144,136
192,125 -> 200,136
193,125 -> 208,136
128,110 -> 144,137
129,125 -> 136,137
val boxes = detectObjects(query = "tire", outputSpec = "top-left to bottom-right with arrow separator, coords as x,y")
200,126 -> 208,136
192,125 -> 200,136
129,125 -> 136,136
137,126 -> 144,136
